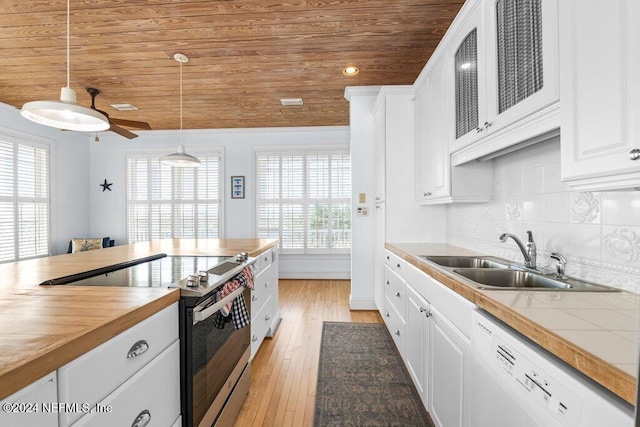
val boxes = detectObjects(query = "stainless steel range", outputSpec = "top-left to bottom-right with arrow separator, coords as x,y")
42,253 -> 256,427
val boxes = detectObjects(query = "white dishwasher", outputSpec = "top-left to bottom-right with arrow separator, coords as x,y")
471,309 -> 634,427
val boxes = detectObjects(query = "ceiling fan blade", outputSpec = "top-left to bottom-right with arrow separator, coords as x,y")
109,118 -> 151,130
109,124 -> 138,139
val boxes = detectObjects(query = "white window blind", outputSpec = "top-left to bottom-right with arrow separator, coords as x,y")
126,153 -> 222,243
255,149 -> 351,254
0,136 -> 49,262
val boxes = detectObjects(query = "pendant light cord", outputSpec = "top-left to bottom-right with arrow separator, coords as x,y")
180,57 -> 183,144
66,0 -> 70,88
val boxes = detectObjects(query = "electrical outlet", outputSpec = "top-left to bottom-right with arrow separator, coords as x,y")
358,193 -> 366,204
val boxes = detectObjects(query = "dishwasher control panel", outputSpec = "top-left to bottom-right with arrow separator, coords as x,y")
492,338 -> 578,422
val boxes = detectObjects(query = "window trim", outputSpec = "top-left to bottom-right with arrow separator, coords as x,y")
0,126 -> 52,263
125,147 -> 225,243
252,144 -> 351,255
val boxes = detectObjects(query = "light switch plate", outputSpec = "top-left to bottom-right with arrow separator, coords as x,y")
358,193 -> 366,204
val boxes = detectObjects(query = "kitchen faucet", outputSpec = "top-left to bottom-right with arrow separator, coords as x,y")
499,231 -> 537,269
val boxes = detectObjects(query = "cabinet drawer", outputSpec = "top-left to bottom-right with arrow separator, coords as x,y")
0,372 -> 57,427
384,266 -> 406,322
254,249 -> 273,275
72,340 -> 180,427
384,249 -> 406,275
251,294 -> 273,358
429,277 -> 475,339
383,295 -> 406,357
251,263 -> 273,312
59,303 -> 178,426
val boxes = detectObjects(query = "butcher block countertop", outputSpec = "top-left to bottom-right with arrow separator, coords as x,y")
0,238 -> 278,401
387,243 -> 639,406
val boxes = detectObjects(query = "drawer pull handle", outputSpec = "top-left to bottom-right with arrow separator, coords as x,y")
395,292 -> 400,297
265,256 -> 269,261
265,281 -> 269,288
396,263 -> 401,268
131,409 -> 151,427
127,340 -> 149,359
265,315 -> 271,321
386,256 -> 390,260
424,192 -> 432,197
394,329 -> 400,336
385,312 -> 390,317
252,334 -> 258,342
419,307 -> 427,313
252,294 -> 258,301
629,148 -> 640,161
385,280 -> 390,285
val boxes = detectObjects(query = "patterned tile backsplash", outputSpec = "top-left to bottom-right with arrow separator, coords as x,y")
446,137 -> 640,294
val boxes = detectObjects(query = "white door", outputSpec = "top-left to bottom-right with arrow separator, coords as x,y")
429,306 -> 471,427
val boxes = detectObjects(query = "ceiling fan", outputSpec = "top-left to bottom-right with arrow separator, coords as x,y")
86,87 -> 151,139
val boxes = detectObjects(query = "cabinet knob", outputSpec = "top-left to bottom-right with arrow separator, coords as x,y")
396,263 -> 401,269
395,292 -> 400,297
483,121 -> 491,129
127,340 -> 149,359
426,311 -> 432,318
476,127 -> 483,133
386,255 -> 390,260
419,307 -> 427,313
385,280 -> 390,285
252,294 -> 258,301
385,312 -> 390,317
252,334 -> 258,342
131,409 -> 151,427
265,315 -> 271,321
629,148 -> 640,161
424,192 -> 432,197
265,281 -> 269,288
394,329 -> 400,336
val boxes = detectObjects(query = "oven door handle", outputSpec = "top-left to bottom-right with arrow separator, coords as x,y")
193,286 -> 245,325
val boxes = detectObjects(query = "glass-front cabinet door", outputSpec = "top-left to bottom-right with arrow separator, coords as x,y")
449,0 -> 486,150
484,0 -> 559,132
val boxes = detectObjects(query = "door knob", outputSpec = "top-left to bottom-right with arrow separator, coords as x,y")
629,148 -> 640,161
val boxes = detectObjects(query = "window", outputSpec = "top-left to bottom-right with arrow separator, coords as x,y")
255,149 -> 351,254
0,135 -> 49,262
126,152 -> 223,243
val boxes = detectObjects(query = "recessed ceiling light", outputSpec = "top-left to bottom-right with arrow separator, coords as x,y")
460,63 -> 472,70
110,103 -> 139,111
280,98 -> 304,106
342,66 -> 359,76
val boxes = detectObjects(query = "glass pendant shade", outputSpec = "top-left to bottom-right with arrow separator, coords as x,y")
21,87 -> 110,132
161,144 -> 201,167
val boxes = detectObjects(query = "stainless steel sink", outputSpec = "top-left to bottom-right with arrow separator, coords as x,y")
420,255 -> 510,269
452,268 -> 617,292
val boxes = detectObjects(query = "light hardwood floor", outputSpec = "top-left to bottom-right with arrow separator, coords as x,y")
233,279 -> 382,427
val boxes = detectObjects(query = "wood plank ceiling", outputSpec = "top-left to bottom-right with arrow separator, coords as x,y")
0,0 -> 464,131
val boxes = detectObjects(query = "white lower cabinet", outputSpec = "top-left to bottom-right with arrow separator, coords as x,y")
405,284 -> 430,407
380,250 -> 475,427
428,305 -> 472,427
250,247 -> 280,359
0,371 -> 58,427
72,340 -> 180,426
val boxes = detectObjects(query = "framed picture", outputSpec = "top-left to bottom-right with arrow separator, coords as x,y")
231,176 -> 245,199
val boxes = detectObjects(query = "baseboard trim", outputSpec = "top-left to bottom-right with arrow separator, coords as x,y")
279,272 -> 351,280
349,296 -> 377,310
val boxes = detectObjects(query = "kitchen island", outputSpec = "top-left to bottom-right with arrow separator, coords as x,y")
0,238 -> 278,402
387,242 -> 639,406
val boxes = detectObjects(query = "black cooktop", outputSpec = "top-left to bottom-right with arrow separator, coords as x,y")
42,255 -> 226,288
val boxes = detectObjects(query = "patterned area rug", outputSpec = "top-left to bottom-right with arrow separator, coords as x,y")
314,322 -> 433,427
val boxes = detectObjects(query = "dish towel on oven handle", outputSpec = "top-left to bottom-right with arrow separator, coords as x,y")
213,265 -> 254,330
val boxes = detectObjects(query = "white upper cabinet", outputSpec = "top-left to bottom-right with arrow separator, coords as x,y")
448,0 -> 560,165
559,0 -> 640,191
415,55 -> 492,205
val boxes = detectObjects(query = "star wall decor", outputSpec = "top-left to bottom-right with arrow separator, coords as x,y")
100,179 -> 113,192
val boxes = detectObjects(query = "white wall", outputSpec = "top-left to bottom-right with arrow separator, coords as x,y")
88,126 -> 351,278
447,137 -> 640,293
345,87 -> 379,309
0,103 -> 91,256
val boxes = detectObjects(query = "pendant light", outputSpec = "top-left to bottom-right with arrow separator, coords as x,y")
161,53 -> 200,168
20,0 -> 109,132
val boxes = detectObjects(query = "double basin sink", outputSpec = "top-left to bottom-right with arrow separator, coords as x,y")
420,256 -> 617,292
